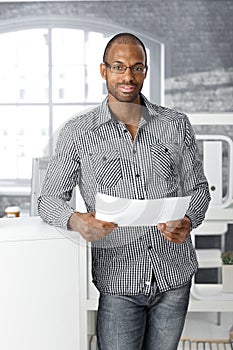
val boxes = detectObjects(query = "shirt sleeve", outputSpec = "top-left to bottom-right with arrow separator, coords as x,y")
179,115 -> 211,229
38,122 -> 80,229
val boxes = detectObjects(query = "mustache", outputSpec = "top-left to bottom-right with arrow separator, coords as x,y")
116,82 -> 137,86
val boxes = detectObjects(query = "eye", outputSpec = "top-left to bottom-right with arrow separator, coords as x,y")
131,66 -> 144,72
112,65 -> 123,71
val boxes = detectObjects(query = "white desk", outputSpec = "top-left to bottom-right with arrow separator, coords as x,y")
1,216 -> 232,350
0,216 -> 80,350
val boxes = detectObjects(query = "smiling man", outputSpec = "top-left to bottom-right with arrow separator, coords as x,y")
38,33 -> 210,350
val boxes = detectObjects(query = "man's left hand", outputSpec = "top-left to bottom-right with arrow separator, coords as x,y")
157,216 -> 191,244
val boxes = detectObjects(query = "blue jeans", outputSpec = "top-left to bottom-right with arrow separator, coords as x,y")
96,281 -> 191,350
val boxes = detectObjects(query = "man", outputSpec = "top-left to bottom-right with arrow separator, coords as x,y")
38,33 -> 210,350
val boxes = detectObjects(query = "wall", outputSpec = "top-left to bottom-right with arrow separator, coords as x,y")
0,0 -> 232,113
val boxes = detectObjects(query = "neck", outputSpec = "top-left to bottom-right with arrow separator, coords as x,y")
108,98 -> 142,127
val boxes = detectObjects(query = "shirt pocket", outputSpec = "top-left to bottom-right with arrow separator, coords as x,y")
90,146 -> 122,188
150,142 -> 178,180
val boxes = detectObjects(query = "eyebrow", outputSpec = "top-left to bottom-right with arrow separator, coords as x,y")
111,60 -> 145,65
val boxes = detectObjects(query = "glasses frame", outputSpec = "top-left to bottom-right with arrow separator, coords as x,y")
104,62 -> 148,75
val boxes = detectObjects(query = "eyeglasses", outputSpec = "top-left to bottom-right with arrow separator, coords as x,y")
104,62 -> 148,75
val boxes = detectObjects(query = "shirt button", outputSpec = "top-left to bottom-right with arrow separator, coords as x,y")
102,156 -> 107,161
124,129 -> 128,133
148,245 -> 152,250
133,149 -> 137,154
135,174 -> 140,178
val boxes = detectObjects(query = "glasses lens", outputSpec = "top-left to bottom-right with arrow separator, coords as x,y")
106,63 -> 147,74
131,66 -> 146,74
110,65 -> 125,74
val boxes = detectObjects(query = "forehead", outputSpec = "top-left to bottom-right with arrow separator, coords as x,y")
106,43 -> 146,64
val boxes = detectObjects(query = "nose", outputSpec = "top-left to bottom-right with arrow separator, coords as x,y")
122,67 -> 134,81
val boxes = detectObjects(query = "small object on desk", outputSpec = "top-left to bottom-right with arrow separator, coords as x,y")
5,206 -> 20,218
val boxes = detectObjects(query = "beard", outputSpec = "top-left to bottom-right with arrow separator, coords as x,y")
106,80 -> 144,103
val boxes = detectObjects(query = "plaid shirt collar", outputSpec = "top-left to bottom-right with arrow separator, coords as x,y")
97,93 -> 160,128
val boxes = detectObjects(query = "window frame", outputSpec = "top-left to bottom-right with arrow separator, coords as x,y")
0,16 -> 164,192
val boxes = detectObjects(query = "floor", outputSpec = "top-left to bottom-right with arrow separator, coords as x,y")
178,312 -> 233,349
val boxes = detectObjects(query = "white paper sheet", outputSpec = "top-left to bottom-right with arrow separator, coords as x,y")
95,193 -> 191,226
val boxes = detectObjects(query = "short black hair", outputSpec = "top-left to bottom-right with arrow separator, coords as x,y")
103,32 -> 147,66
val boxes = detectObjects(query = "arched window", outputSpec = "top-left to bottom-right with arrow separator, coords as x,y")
0,21 -> 164,186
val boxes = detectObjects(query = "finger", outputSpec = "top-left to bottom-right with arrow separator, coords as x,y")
162,231 -> 178,242
94,218 -> 118,228
82,225 -> 118,242
157,223 -> 165,231
162,232 -> 185,244
164,221 -> 184,231
166,218 -> 191,229
87,216 -> 118,229
157,223 -> 181,235
81,212 -> 118,229
157,221 -> 185,233
161,222 -> 191,235
162,230 -> 180,240
162,227 -> 187,235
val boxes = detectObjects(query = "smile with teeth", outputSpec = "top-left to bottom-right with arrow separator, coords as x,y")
118,84 -> 136,93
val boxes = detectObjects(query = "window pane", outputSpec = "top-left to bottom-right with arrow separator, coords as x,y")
52,65 -> 85,102
0,66 -> 17,102
16,29 -> 48,66
15,65 -> 48,103
85,64 -> 105,102
85,31 -> 106,65
85,32 -> 111,102
0,29 -> 49,103
0,106 -> 49,180
52,28 -> 85,65
52,29 -> 86,102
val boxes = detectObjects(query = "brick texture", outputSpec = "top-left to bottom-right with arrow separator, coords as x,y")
0,0 -> 232,113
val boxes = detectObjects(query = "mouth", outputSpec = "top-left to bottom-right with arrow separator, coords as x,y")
118,84 -> 136,93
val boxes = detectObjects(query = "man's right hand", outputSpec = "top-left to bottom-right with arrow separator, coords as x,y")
68,212 -> 118,242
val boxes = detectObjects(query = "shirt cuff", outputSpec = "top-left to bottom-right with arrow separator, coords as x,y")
185,212 -> 196,230
60,208 -> 76,230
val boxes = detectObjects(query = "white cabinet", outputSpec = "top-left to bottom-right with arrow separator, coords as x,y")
0,217 -> 79,350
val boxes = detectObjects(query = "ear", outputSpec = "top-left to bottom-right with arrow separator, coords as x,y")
100,63 -> 107,80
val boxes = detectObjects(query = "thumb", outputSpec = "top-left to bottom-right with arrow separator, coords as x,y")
157,223 -> 165,231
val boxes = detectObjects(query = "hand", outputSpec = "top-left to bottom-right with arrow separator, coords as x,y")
68,212 -> 118,242
157,216 -> 191,244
